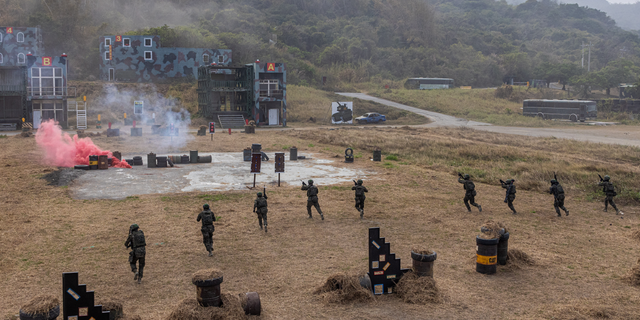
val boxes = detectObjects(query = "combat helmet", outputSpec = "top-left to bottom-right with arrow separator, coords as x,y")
130,224 -> 139,231
257,192 -> 263,197
308,179 -> 314,185
550,179 -> 557,184
464,174 -> 470,180
203,204 -> 210,209
357,179 -> 363,185
604,175 -> 610,181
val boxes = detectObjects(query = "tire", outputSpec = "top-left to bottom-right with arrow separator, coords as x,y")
20,305 -> 60,320
537,112 -> 545,119
345,148 -> 354,156
411,250 -> 437,262
569,114 -> 578,122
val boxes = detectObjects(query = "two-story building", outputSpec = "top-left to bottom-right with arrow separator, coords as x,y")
197,62 -> 286,126
99,35 -> 232,82
1,27 -> 70,130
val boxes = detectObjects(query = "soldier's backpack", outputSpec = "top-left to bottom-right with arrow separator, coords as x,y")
131,230 -> 146,248
555,184 -> 564,195
256,197 -> 267,208
607,183 -> 615,193
308,185 -> 318,197
355,186 -> 365,196
202,212 -> 214,225
509,185 -> 517,194
465,181 -> 475,191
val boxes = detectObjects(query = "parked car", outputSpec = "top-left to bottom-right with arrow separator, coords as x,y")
355,113 -> 386,124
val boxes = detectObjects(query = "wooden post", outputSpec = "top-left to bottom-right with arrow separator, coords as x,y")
253,174 -> 256,188
278,173 -> 280,187
211,133 -> 213,141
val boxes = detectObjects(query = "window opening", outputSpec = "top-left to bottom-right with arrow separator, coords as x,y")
105,51 -> 110,60
17,32 -> 24,42
0,33 -> 3,42
17,53 -> 25,64
109,68 -> 114,81
123,38 -> 130,47
31,67 -> 64,96
0,53 -> 3,64
144,38 -> 152,47
105,38 -> 111,46
144,51 -> 152,60
218,55 -> 224,63
203,54 -> 209,63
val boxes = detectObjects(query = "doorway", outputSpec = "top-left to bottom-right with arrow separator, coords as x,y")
268,108 -> 279,126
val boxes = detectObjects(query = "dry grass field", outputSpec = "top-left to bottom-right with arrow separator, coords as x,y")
2,127 -> 640,319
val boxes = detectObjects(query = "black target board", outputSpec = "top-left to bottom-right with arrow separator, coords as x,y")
62,272 -> 110,320
251,153 -> 262,173
368,228 -> 410,294
275,153 -> 285,173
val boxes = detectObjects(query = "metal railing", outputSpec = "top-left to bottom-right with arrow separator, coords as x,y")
208,80 -> 251,89
259,89 -> 283,98
30,87 -> 76,97
0,85 -> 26,93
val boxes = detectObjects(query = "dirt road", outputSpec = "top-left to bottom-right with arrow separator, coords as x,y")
337,92 -> 640,147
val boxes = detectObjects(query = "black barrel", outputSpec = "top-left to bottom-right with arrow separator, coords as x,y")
181,155 -> 190,164
497,232 -> 510,266
156,156 -> 167,168
125,159 -> 134,166
147,153 -> 156,168
89,155 -> 99,170
133,156 -> 143,166
193,276 -> 223,307
290,147 -> 297,161
242,292 -> 261,316
98,155 -> 109,170
411,250 -> 437,277
243,149 -> 252,161
476,236 -> 499,274
113,151 -> 122,160
345,148 -> 354,163
190,150 -> 198,163
19,304 -> 59,320
102,304 -> 123,320
74,165 -> 90,170
251,143 -> 262,154
197,155 -> 212,163
373,150 -> 382,162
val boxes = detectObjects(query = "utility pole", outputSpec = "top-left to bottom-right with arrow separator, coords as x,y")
581,42 -> 593,71
581,42 -> 585,68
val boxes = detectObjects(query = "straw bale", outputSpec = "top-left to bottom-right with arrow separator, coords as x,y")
20,295 -> 59,316
165,294 -> 246,320
313,272 -> 374,304
192,268 -> 223,283
100,299 -> 123,311
395,271 -> 441,304
479,220 -> 507,239
502,249 -> 535,271
411,247 -> 433,255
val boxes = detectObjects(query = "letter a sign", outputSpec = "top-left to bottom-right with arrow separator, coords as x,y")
42,57 -> 52,66
267,63 -> 275,72
7,27 -> 13,34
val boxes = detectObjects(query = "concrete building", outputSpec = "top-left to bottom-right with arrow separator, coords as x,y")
99,35 -> 232,82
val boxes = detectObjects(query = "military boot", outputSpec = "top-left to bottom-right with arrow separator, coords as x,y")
134,272 -> 138,281
359,209 -> 364,219
320,213 -> 325,221
478,205 -> 482,212
565,209 -> 569,216
616,209 -> 621,215
137,276 -> 142,284
264,225 -> 268,233
208,249 -> 213,257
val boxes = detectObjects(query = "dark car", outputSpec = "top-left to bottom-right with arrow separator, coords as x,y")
355,113 -> 386,124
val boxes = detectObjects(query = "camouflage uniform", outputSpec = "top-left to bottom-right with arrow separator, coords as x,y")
302,180 -> 324,220
197,205 -> 216,256
125,224 -> 146,284
352,180 -> 368,219
598,177 -> 620,214
549,180 -> 569,217
458,175 -> 482,212
501,179 -> 517,214
254,192 -> 268,232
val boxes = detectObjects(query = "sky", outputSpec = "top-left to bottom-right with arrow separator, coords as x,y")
607,0 -> 639,3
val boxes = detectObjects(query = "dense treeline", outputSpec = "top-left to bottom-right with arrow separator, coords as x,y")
2,0 -> 639,90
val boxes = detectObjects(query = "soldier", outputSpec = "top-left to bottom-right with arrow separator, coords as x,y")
302,179 -> 324,220
352,179 -> 368,219
598,175 -> 620,214
500,179 -> 517,214
458,173 -> 482,212
253,192 -> 268,232
124,224 -> 146,284
549,175 -> 569,217
197,204 -> 216,256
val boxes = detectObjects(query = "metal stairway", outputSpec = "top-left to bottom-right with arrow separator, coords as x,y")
217,114 -> 245,128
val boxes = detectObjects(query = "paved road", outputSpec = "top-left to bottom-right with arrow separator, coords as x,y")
337,92 -> 640,148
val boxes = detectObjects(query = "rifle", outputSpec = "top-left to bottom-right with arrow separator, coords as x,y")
598,174 -> 603,182
554,172 -> 558,181
458,173 -> 463,178
263,185 -> 267,199
499,179 -> 505,185
353,179 -> 358,185
302,180 -> 306,186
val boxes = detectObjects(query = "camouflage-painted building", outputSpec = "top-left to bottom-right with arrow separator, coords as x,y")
0,53 -> 70,129
99,35 -> 232,82
0,26 -> 45,66
197,62 -> 286,126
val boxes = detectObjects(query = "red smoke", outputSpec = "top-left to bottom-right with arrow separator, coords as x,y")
35,119 -> 131,168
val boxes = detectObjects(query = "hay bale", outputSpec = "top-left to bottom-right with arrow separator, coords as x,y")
165,294 -> 246,320
120,316 -> 142,320
479,220 -> 507,239
20,295 -> 59,316
503,249 -> 535,271
395,271 -> 441,304
192,268 -> 223,283
313,273 -> 374,304
625,258 -> 640,286
101,300 -> 123,311
412,247 -> 433,255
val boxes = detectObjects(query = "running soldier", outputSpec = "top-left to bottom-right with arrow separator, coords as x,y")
253,191 -> 268,232
458,173 -> 482,212
124,224 -> 146,284
302,180 -> 324,220
500,179 -> 517,214
352,179 -> 368,219
598,175 -> 620,214
197,204 -> 216,256
549,174 -> 569,217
